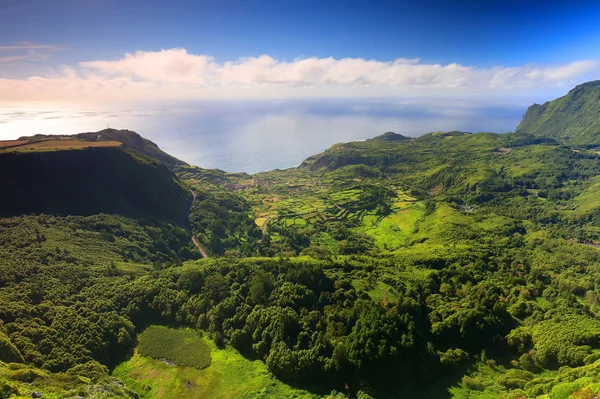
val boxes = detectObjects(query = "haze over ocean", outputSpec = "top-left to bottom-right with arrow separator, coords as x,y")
0,100 -> 525,173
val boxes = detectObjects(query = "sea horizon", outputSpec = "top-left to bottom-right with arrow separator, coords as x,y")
1,98 -> 530,173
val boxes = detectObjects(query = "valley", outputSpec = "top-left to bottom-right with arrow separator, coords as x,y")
3,82 -> 600,398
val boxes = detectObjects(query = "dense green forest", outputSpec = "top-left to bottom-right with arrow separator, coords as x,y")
3,82 -> 600,398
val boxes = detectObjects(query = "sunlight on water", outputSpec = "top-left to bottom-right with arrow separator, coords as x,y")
0,100 -> 526,173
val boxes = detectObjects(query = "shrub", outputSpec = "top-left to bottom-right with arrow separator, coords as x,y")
0,381 -> 16,399
439,348 -> 470,367
498,369 -> 534,389
0,333 -> 23,363
9,368 -> 47,383
584,352 -> 600,365
551,381 -> 585,399
524,377 -> 555,397
461,375 -> 487,391
67,360 -> 109,380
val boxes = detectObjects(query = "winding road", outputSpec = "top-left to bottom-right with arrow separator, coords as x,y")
186,189 -> 209,259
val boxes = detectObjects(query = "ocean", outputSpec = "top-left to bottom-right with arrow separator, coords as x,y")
0,99 -> 527,174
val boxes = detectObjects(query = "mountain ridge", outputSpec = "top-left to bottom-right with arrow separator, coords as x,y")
515,80 -> 600,146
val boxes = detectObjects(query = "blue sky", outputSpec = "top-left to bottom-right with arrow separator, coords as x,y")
3,0 -> 600,65
1,0 -> 600,102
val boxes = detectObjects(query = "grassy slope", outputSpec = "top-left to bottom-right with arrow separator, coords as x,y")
516,80 -> 600,146
0,139 -> 123,152
360,194 -> 425,250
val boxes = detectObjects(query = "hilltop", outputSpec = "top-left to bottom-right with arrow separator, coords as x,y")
369,131 -> 411,141
516,80 -> 600,146
18,128 -> 186,167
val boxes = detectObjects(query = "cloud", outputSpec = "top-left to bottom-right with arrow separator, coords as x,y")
0,42 -> 64,52
0,41 -> 65,66
0,48 -> 599,102
80,48 -> 214,84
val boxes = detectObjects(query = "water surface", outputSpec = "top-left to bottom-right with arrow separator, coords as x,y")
0,99 -> 527,173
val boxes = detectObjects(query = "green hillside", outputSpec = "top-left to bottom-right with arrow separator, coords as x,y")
516,80 -> 600,146
6,82 -> 600,398
0,146 -> 191,222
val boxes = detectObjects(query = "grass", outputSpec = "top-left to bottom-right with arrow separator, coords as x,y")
255,217 -> 268,227
361,201 -> 425,250
0,139 -> 122,152
115,261 -> 153,276
113,328 -> 315,399
284,218 -> 307,226
0,140 -> 28,149
138,326 -> 211,369
569,175 -> 600,217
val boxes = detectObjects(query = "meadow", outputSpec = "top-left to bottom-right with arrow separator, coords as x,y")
137,326 -> 211,369
114,327 -> 313,399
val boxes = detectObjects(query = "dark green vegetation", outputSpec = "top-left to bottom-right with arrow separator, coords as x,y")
137,326 -> 211,369
516,80 -> 600,146
0,146 -> 190,221
3,82 -> 600,398
187,189 -> 261,256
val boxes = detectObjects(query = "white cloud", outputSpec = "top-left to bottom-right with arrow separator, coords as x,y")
0,48 -> 599,102
80,48 -> 214,84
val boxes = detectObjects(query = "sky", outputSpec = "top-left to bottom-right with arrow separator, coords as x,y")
1,0 -> 600,172
1,0 -> 600,103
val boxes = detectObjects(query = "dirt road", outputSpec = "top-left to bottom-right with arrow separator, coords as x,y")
186,190 -> 209,259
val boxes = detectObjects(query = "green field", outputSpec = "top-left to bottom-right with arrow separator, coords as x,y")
360,194 -> 425,250
0,138 -> 122,152
138,326 -> 211,369
113,327 -> 313,399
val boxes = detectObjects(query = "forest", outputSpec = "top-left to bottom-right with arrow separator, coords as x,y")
2,83 -> 600,398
